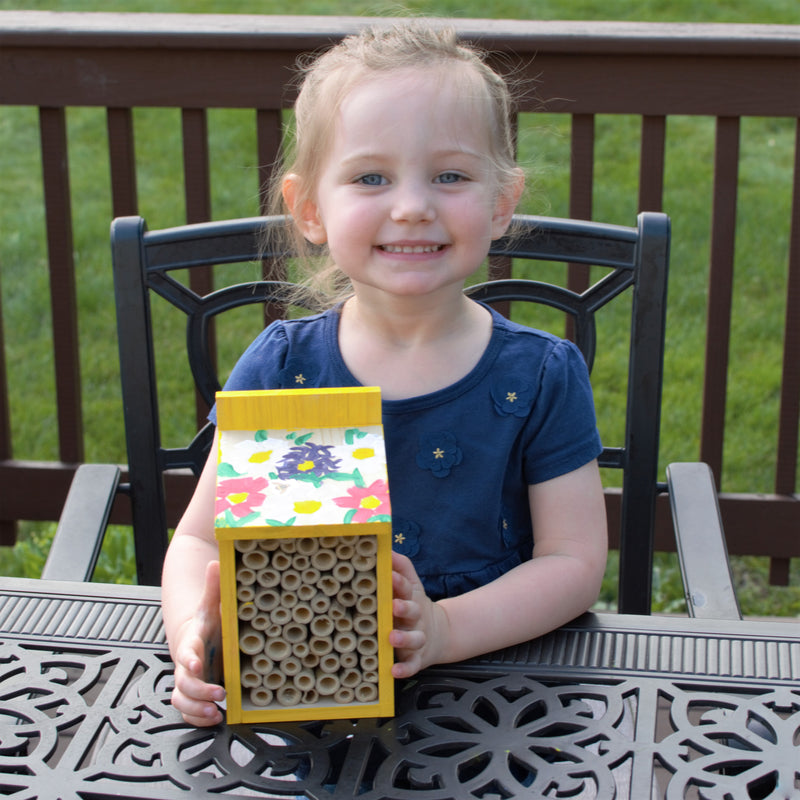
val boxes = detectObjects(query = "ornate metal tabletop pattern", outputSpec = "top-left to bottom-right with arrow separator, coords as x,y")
0,579 -> 798,799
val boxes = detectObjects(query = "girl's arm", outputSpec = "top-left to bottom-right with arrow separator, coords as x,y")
161,432 -> 226,726
391,459 -> 608,677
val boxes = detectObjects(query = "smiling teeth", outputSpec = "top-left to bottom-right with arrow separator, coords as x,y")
382,244 -> 442,254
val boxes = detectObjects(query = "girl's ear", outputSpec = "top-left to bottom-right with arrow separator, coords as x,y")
282,174 -> 327,244
490,168 -> 525,240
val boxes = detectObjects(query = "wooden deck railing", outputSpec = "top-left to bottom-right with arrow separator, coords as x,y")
0,12 -> 798,581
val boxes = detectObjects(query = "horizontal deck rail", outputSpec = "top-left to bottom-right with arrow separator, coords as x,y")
0,13 -> 798,582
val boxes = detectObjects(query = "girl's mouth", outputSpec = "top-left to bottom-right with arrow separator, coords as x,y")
380,244 -> 445,254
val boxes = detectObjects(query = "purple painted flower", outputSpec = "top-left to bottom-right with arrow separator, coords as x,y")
276,442 -> 340,478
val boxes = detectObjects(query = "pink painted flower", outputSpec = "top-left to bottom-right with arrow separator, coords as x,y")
216,476 -> 269,519
333,479 -> 391,523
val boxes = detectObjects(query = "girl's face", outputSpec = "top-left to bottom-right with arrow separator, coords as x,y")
287,67 -> 522,304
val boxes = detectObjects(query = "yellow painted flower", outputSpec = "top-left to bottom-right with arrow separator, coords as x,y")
294,500 -> 322,514
248,450 -> 272,464
352,447 -> 375,460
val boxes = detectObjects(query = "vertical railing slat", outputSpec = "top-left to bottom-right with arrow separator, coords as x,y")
181,108 -> 214,427
0,265 -> 14,544
107,108 -> 138,218
639,115 -> 666,213
700,116 -> 740,484
770,118 -> 800,586
39,106 -> 83,464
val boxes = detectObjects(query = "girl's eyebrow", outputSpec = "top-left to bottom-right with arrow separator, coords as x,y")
339,147 -> 487,167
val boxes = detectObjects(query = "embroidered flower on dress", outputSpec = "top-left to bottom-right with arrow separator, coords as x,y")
278,359 -> 319,389
391,517 -> 421,558
491,377 -> 535,417
416,431 -> 462,478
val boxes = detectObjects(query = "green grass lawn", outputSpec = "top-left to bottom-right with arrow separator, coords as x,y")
0,0 -> 798,615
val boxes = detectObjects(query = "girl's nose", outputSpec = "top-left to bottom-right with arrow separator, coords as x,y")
390,182 -> 436,224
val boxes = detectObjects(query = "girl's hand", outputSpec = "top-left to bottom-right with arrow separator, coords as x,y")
390,551 -> 449,679
170,560 -> 226,726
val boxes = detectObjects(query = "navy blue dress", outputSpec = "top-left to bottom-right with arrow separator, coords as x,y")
212,304 -> 602,600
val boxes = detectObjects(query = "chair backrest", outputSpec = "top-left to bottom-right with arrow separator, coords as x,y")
111,212 -> 670,613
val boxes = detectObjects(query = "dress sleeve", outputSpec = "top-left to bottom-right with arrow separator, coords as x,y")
522,338 -> 603,485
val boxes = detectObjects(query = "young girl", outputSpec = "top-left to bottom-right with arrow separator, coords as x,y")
162,21 -> 608,727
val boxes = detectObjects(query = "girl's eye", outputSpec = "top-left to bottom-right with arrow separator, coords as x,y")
356,174 -> 387,186
434,171 -> 467,185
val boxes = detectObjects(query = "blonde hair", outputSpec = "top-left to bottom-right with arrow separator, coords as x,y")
266,21 -> 520,309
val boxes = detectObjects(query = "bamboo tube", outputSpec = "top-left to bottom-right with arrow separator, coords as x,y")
291,554 -> 310,571
334,632 -> 357,654
238,601 -> 257,622
239,627 -> 265,655
318,576 -> 340,597
309,636 -> 333,656
311,549 -> 337,572
301,653 -> 320,669
333,615 -> 353,633
251,653 -> 274,675
341,668 -> 361,688
279,538 -> 297,554
270,606 -> 292,626
356,536 -> 377,557
310,616 -> 334,637
328,600 -> 347,620
250,612 -> 271,631
264,671 -> 287,690
281,591 -> 299,609
258,537 -> 281,551
332,562 -> 354,583
241,663 -> 262,688
283,622 -> 307,645
316,673 -> 340,696
282,655 -> 303,677
271,551 -> 292,571
334,541 -> 354,560
360,654 -> 378,672
281,569 -> 302,592
276,685 -> 302,706
293,669 -> 315,692
266,623 -> 282,639
352,554 -> 376,571
353,615 -> 377,636
355,594 -> 376,615
355,683 -> 378,702
292,641 -> 310,659
236,566 -> 257,586
318,653 -> 340,674
319,536 -> 338,549
353,573 -> 377,596
302,689 -> 319,704
336,587 -> 357,608
340,651 -> 359,669
296,537 -> 319,555
310,593 -> 331,614
356,635 -> 378,656
297,583 -> 316,602
292,602 -> 313,625
302,567 -> 321,585
265,638 -> 291,661
254,588 -> 280,612
334,686 -> 355,704
362,671 -> 378,684
255,567 -> 281,589
234,538 -> 258,553
249,686 -> 274,706
242,549 -> 268,570
237,584 -> 256,603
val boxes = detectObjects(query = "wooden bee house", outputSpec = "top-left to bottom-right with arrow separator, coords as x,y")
214,387 -> 394,723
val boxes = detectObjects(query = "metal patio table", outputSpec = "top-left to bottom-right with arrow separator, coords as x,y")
0,576 -> 797,799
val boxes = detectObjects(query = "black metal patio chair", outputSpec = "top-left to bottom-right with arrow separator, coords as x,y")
44,212 -> 739,618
